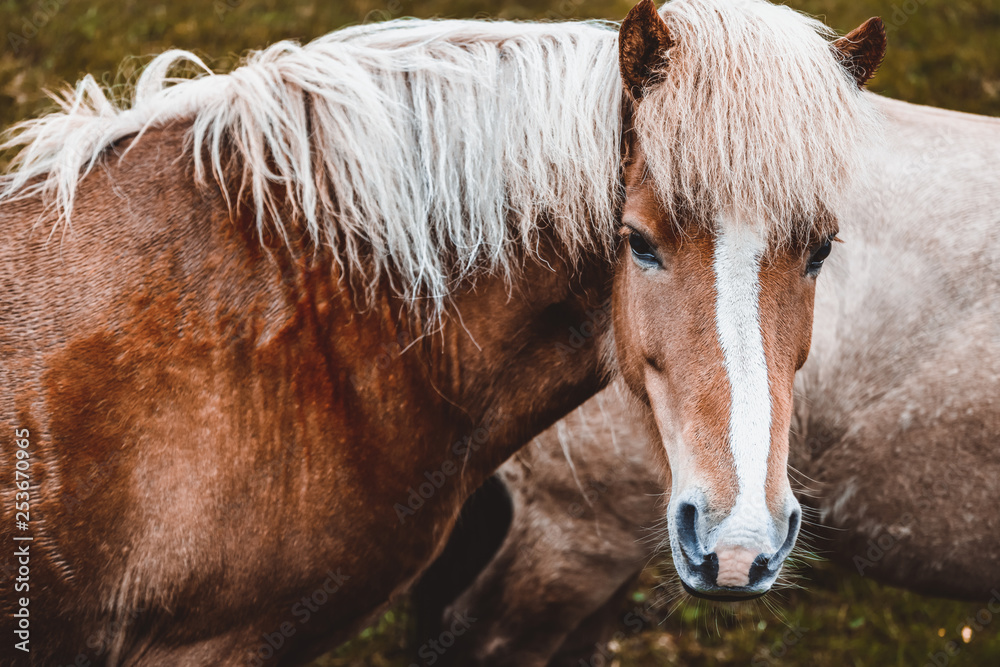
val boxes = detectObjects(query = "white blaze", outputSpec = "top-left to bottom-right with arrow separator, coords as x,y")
712,219 -> 773,546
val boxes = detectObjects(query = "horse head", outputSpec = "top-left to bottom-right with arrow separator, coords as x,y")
613,0 -> 885,599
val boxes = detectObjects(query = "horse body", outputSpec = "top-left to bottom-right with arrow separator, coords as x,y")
414,94 -> 1000,666
0,18 -> 629,665
797,94 -> 1000,595
0,124 -> 612,665
0,0 -> 884,663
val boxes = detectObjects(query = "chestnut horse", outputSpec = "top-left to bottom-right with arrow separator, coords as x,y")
413,94 -> 1000,666
0,1 -> 884,664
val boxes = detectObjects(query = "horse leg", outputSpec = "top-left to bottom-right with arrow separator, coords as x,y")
547,574 -> 642,667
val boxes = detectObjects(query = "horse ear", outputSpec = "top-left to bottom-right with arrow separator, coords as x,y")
831,17 -> 886,88
619,0 -> 674,100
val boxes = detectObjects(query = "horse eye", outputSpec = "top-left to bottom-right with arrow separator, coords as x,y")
628,232 -> 659,266
806,237 -> 834,275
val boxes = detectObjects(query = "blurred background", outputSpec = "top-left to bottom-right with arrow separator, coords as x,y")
3,0 -> 1000,128
2,0 -> 998,664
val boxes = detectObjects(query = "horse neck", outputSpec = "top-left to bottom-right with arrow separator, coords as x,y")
439,240 -> 615,475
335,230 -> 615,501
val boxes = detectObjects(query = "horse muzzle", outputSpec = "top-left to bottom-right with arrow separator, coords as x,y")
669,490 -> 801,600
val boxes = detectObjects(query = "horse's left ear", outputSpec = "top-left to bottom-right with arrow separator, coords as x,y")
619,0 -> 674,100
831,17 -> 886,88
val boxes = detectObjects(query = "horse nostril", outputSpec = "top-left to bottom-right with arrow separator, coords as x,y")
675,501 -> 701,560
748,554 -> 771,586
704,551 -> 720,582
787,507 -> 802,539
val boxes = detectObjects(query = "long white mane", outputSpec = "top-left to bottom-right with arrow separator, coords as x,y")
0,0 -> 879,301
0,19 -> 623,301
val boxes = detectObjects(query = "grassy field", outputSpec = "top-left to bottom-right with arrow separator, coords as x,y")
315,561 -> 1000,666
2,0 -> 998,664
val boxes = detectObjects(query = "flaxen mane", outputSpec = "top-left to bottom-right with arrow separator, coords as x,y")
635,0 -> 881,236
0,0 -> 878,302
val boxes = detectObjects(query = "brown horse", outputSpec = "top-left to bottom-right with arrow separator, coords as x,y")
0,1 -> 884,664
413,94 -> 1000,666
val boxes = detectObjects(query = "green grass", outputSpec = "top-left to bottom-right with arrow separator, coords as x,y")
2,0 -> 998,664
616,560 -> 1000,667
315,560 -> 1000,666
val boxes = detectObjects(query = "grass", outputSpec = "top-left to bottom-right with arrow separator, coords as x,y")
1,0 -> 998,664
616,560 -> 1000,667
316,560 -> 1000,666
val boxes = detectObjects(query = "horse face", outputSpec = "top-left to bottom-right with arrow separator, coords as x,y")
614,0 -> 884,599
613,144 -> 829,598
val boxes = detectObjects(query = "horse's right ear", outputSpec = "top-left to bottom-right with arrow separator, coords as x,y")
619,0 -> 674,100
831,17 -> 886,88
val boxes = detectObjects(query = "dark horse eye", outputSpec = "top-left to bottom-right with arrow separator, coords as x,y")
807,237 -> 834,275
628,232 -> 659,266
